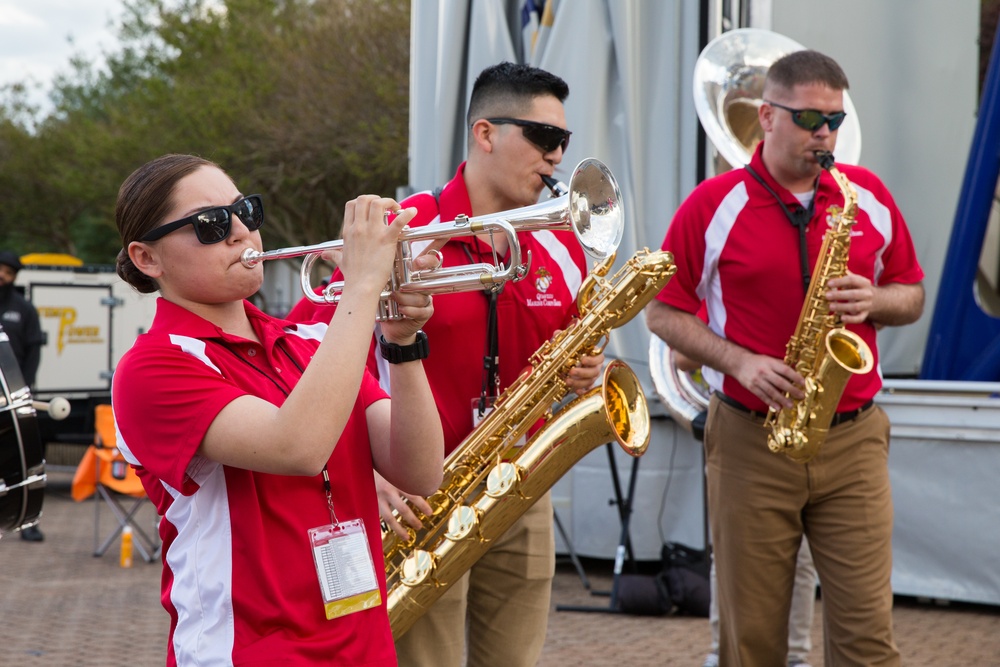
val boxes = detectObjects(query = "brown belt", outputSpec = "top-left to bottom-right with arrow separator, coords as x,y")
714,391 -> 874,427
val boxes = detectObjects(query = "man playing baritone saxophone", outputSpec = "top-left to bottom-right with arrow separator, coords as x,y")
645,50 -> 924,666
288,62 -> 604,667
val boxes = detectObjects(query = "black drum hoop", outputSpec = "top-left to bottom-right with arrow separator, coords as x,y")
0,325 -> 46,537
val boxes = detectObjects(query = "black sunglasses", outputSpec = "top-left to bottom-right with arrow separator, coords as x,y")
141,195 -> 265,244
485,117 -> 572,153
765,101 -> 847,132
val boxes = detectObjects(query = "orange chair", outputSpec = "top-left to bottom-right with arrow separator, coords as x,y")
71,404 -> 159,562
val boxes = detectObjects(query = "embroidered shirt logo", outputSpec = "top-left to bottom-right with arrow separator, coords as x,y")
527,267 -> 562,307
534,267 -> 553,293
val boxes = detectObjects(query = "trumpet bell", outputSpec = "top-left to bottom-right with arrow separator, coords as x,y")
566,158 -> 624,260
693,28 -> 862,169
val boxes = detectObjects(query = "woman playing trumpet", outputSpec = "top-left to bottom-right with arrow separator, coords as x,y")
111,154 -> 443,666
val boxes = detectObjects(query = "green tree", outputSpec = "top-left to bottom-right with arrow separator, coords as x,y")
0,0 -> 410,264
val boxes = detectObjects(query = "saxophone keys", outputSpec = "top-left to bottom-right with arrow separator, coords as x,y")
400,550 -> 437,587
485,461 -> 521,498
445,505 -> 481,541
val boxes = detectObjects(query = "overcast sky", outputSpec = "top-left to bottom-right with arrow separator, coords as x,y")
0,0 -> 126,108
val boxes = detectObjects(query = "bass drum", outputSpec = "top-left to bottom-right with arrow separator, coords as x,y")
0,326 -> 46,537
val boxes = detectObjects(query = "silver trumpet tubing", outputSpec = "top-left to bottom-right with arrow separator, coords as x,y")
241,217 -> 527,320
240,157 -> 624,320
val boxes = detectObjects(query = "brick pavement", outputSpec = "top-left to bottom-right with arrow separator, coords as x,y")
1,471 -> 998,666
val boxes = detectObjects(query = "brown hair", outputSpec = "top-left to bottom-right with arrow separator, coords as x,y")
115,154 -> 221,293
764,50 -> 850,98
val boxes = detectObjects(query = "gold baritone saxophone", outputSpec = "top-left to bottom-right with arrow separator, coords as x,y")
764,151 -> 875,463
383,248 -> 676,639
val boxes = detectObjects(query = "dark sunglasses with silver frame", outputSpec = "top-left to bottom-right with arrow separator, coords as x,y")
485,117 -> 572,153
765,101 -> 847,132
141,195 -> 265,245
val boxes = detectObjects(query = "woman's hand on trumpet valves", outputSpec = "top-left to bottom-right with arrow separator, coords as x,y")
326,195 -> 442,343
327,195 -> 414,294
381,248 -> 442,344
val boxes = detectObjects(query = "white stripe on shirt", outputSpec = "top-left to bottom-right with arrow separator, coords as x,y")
532,230 -> 583,298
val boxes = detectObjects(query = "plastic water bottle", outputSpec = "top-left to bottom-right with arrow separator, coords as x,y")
120,526 -> 134,568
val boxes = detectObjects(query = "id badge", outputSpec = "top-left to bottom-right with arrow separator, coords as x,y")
472,396 -> 496,427
471,397 -> 526,447
308,518 -> 381,620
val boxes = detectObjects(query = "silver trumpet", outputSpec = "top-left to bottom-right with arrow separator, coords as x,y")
240,157 -> 624,320
241,216 -> 527,320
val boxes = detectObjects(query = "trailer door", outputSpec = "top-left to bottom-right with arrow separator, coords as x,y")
30,283 -> 113,396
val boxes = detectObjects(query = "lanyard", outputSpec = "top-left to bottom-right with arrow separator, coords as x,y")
462,244 -> 502,413
744,165 -> 817,295
437,186 -> 501,415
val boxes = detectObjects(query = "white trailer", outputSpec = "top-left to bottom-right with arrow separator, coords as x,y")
15,260 -> 155,447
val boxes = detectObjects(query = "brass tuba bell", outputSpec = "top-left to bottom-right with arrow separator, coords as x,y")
692,27 -> 863,170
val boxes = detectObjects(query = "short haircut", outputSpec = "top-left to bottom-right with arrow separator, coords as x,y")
764,50 -> 850,97
467,62 -> 569,126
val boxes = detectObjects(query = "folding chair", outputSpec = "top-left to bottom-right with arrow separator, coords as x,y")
71,404 -> 159,562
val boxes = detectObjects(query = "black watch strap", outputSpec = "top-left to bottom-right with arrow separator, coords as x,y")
379,330 -> 429,364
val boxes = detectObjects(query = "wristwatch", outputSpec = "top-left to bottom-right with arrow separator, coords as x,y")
379,330 -> 429,364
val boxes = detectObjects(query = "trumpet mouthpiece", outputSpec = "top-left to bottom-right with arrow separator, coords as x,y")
541,174 -> 568,197
241,248 -> 262,268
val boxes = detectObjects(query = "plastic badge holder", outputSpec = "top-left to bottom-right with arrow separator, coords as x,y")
309,518 -> 381,620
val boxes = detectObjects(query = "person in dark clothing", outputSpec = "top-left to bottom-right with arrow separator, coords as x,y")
0,250 -> 46,541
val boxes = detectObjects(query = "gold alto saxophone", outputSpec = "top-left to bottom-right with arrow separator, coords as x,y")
383,248 -> 676,639
764,151 -> 875,463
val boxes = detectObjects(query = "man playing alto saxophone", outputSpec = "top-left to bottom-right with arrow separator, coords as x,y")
646,49 -> 924,666
290,62 -> 603,667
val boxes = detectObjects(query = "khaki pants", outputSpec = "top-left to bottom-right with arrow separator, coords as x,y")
709,537 -> 816,662
395,492 -> 555,667
707,397 -> 900,667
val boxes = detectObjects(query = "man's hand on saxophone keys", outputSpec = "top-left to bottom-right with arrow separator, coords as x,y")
564,351 -> 605,396
734,353 -> 806,412
825,271 -> 875,324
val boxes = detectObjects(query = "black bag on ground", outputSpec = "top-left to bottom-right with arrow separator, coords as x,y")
617,573 -> 674,616
658,542 -> 711,617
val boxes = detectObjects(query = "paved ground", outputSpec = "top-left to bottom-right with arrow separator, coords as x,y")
2,470 -> 998,666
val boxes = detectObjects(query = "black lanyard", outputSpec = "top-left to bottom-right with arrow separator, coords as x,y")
437,187 -> 501,415
744,165 -> 816,295
462,244 -> 502,414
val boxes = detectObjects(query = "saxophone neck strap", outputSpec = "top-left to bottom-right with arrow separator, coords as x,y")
744,164 -> 816,295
